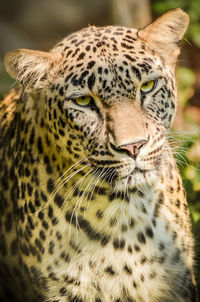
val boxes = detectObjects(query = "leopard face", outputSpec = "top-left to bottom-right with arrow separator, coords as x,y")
40,25 -> 176,190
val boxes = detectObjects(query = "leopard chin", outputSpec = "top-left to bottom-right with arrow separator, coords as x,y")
93,163 -> 159,191
113,168 -> 159,191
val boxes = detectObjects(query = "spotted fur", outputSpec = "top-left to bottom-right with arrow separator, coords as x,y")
0,8 -> 197,302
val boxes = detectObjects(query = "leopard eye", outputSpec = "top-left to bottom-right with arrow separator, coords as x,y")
140,80 -> 157,94
73,96 -> 93,107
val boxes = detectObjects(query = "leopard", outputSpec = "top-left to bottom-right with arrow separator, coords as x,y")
0,8 -> 198,302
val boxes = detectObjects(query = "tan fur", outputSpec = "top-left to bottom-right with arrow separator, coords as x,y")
105,102 -> 148,147
138,8 -> 189,65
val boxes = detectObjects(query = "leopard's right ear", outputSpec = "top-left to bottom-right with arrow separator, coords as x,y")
4,49 -> 62,90
138,8 -> 189,65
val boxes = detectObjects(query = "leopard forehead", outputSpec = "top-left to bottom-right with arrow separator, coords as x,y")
51,25 -> 166,102
54,25 -> 140,53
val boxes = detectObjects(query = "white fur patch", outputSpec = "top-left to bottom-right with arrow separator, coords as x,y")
4,49 -> 62,89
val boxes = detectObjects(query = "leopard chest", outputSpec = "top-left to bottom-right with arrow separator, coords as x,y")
36,191 -> 181,302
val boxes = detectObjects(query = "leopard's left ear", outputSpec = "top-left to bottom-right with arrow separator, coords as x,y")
4,49 -> 62,90
138,8 -> 189,65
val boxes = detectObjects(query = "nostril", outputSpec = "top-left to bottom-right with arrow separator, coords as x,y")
135,139 -> 147,151
117,139 -> 147,158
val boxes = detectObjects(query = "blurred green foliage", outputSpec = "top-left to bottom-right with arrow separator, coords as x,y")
175,65 -> 200,283
175,134 -> 200,227
176,66 -> 200,216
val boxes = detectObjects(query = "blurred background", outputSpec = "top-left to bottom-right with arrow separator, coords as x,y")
0,0 -> 200,288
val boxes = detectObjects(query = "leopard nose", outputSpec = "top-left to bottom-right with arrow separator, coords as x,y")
117,139 -> 147,158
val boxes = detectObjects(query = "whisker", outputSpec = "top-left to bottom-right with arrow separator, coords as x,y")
67,168 -> 93,241
52,158 -> 89,197
54,165 -> 92,220
84,167 -> 103,212
30,162 -> 91,216
54,156 -> 89,186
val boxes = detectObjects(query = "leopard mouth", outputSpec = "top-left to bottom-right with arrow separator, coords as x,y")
126,167 -> 152,182
91,163 -> 152,184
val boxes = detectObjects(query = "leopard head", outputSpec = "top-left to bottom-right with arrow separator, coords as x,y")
4,8 -> 189,190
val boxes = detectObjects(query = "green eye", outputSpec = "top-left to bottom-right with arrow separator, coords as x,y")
73,96 -> 92,107
140,80 -> 157,94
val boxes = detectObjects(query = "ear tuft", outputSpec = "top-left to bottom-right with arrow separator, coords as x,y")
4,49 -> 62,89
138,8 -> 189,64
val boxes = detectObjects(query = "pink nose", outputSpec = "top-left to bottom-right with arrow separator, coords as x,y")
117,140 -> 147,157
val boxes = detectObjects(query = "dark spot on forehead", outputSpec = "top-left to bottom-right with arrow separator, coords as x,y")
88,73 -> 96,90
131,65 -> 141,81
87,61 -> 96,69
71,74 -> 79,86
77,52 -> 86,61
